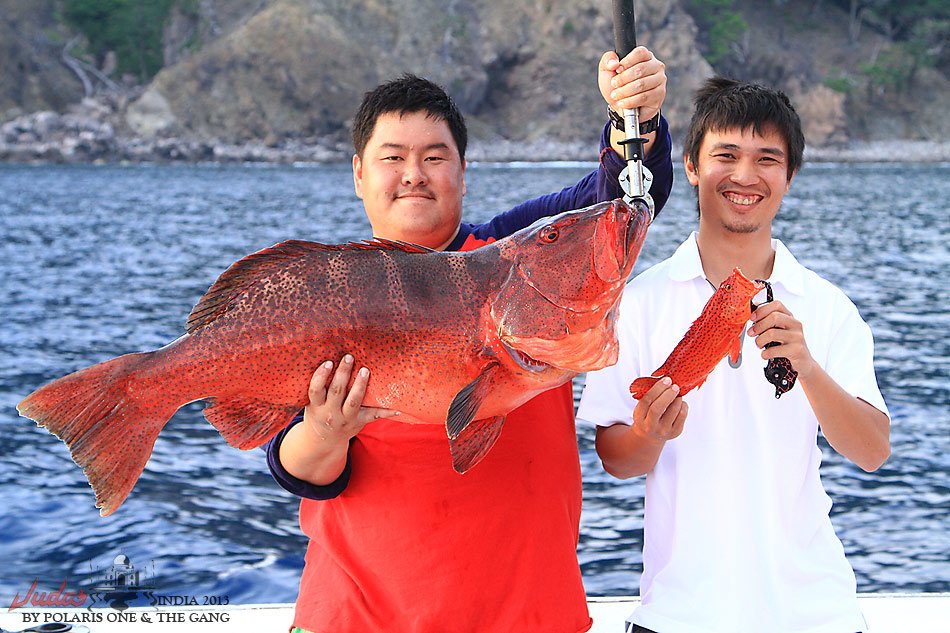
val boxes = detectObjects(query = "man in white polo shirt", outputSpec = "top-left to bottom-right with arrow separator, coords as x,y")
578,77 -> 890,633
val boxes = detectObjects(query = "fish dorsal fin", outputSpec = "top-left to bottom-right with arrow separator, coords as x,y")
332,237 -> 436,253
186,238 -> 434,333
186,240 -> 321,333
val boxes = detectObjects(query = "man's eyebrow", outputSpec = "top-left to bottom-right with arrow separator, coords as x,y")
378,142 -> 452,152
710,142 -> 786,157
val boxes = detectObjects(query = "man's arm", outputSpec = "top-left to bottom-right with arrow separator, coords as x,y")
750,301 -> 890,472
266,355 -> 398,497
594,377 -> 687,479
793,364 -> 890,472
463,47 -> 672,245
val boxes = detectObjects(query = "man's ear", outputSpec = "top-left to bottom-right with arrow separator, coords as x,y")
461,158 -> 467,197
353,154 -> 364,199
684,154 -> 700,187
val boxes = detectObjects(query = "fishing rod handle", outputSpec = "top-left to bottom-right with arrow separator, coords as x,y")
613,0 -> 638,59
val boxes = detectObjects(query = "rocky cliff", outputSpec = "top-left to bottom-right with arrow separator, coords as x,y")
2,0 -> 948,162
127,0 -> 712,151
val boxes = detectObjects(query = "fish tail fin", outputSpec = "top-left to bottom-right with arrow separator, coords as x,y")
629,376 -> 660,400
16,352 -> 175,517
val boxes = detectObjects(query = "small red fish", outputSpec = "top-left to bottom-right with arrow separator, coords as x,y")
629,267 -> 765,399
18,198 -> 651,516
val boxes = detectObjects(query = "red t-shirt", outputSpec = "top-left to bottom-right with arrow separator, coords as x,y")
291,235 -> 591,633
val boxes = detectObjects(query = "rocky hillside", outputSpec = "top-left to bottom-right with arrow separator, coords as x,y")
132,0 -> 711,143
2,0 -> 948,162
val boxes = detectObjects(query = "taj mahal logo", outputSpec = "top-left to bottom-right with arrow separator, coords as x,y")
88,554 -> 156,610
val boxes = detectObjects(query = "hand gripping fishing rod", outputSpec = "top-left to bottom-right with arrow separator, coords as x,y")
612,0 -> 655,221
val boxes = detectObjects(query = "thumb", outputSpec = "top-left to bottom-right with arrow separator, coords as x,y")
600,50 -> 620,72
357,407 -> 401,426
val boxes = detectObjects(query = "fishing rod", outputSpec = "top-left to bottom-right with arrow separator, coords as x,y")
612,0 -> 655,221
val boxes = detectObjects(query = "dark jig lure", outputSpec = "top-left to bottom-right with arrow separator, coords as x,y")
752,280 -> 798,399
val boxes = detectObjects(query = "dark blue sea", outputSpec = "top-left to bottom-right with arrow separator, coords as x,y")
1,160 -> 947,604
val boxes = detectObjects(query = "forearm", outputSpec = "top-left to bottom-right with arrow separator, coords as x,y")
608,118 -> 658,158
279,420 -> 350,485
595,423 -> 666,479
800,365 -> 890,472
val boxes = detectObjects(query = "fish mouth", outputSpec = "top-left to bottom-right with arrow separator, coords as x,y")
500,340 -> 551,373
607,197 -> 651,281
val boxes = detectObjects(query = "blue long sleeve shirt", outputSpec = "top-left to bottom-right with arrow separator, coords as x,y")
266,119 -> 673,500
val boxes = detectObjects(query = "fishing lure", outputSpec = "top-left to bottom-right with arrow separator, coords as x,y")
753,280 -> 798,398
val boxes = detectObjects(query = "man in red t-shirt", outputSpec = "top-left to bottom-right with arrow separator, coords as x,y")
267,47 -> 672,633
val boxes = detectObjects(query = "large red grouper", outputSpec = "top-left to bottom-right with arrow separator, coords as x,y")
18,198 -> 651,515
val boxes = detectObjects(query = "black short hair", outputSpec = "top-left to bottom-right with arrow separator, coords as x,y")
352,74 -> 467,160
683,76 -> 804,181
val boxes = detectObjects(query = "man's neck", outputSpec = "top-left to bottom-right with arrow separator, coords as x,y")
434,225 -> 461,251
695,226 -> 775,287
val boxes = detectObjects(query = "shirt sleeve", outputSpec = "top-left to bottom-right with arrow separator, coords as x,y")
265,414 -> 352,500
822,297 -> 890,417
464,118 -> 673,243
577,289 -> 644,428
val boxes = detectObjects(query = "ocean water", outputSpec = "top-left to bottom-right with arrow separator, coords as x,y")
0,160 -> 947,604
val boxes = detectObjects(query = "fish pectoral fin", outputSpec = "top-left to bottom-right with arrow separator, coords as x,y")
449,416 -> 506,474
203,396 -> 300,449
446,362 -> 499,441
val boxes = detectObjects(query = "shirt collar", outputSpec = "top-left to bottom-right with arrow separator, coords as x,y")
668,232 -> 806,296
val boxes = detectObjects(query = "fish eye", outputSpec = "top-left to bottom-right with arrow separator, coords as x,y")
724,283 -> 732,290
539,226 -> 559,243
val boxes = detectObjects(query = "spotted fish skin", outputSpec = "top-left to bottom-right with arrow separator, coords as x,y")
629,268 -> 765,400
18,198 -> 651,516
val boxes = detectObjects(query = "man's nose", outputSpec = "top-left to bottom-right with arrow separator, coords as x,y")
401,158 -> 427,185
731,158 -> 759,185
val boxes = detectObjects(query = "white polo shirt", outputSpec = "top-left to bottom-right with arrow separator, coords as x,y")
579,233 -> 888,633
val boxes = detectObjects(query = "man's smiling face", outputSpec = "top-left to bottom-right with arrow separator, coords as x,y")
685,125 -> 794,236
353,110 -> 467,250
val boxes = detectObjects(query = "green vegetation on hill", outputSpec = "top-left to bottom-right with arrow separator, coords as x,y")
686,0 -> 948,87
685,0 -> 748,66
62,0 -> 197,81
844,0 -> 950,94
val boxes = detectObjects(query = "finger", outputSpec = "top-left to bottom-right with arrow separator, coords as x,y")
357,406 -> 401,425
618,45 -> 653,68
657,393 -> 683,427
647,383 -> 681,426
751,300 -> 789,322
611,74 -> 666,109
612,56 -> 663,86
639,376 -> 674,406
600,50 -> 620,72
341,366 -> 371,415
307,360 -> 335,406
754,329 -> 786,350
668,400 -> 688,439
749,308 -> 790,337
326,354 -> 356,406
